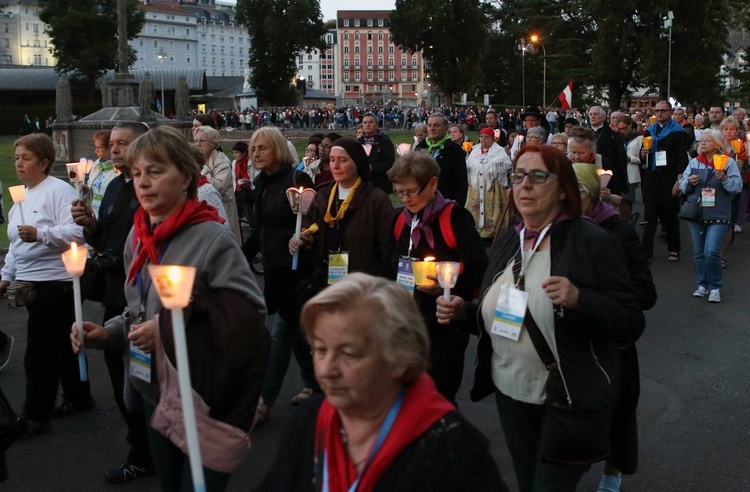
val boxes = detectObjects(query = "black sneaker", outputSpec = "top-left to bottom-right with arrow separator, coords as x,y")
51,398 -> 96,419
19,418 -> 51,438
104,462 -> 155,484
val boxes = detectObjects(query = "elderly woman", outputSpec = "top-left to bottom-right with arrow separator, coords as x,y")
524,126 -> 548,147
567,126 -> 624,208
679,130 -> 742,303
718,116 -> 748,265
387,153 -> 488,405
194,125 -> 241,243
0,133 -> 90,436
73,126 -> 268,491
254,273 -> 507,492
411,122 -> 427,151
550,132 -> 568,154
573,163 -> 656,492
249,127 -> 317,427
436,145 -> 644,492
291,137 -> 395,285
465,127 -> 513,240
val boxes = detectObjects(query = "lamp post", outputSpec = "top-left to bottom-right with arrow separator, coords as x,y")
530,34 -> 547,108
664,11 -> 674,100
156,49 -> 166,115
517,39 -> 526,108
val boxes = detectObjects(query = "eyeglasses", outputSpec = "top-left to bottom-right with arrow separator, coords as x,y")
510,170 -> 557,185
395,183 -> 427,199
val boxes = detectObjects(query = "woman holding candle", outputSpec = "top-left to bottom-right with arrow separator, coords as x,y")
465,127 -> 513,241
435,145 -> 644,491
718,117 -> 747,266
72,126 -> 268,491
255,273 -> 507,492
573,163 -> 656,491
194,125 -> 241,243
388,152 -> 488,405
247,127 -> 317,427
0,133 -> 91,436
679,130 -> 742,303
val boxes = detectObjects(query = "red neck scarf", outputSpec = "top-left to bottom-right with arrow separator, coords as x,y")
697,153 -> 715,168
126,198 -> 221,284
198,175 -> 209,187
314,374 -> 453,492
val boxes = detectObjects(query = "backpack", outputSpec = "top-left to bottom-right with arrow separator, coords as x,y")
393,203 -> 456,250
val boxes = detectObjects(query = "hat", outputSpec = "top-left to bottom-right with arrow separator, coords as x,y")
331,137 -> 371,180
521,106 -> 543,120
572,163 -> 600,200
564,117 -> 580,126
480,127 -> 495,138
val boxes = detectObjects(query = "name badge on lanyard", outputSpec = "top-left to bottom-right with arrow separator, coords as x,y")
328,252 -> 349,285
655,150 -> 668,167
701,188 -> 716,207
129,343 -> 152,383
396,256 -> 416,294
491,283 -> 529,341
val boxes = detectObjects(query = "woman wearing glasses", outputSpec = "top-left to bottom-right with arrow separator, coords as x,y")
387,152 -> 488,405
436,145 -> 644,491
465,127 -> 513,242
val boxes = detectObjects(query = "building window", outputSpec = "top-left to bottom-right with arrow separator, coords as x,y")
367,71 -> 373,81
169,41 -> 174,49
343,19 -> 349,27
308,65 -> 312,70
378,46 -> 383,53
367,19 -> 373,27
378,19 -> 384,27
389,71 -> 394,81
308,54 -> 312,60
378,71 -> 383,81
389,45 -> 394,53
368,33 -> 372,40
186,28 -> 190,36
344,46 -> 349,53
344,59 -> 349,68
355,46 -> 359,53
412,56 -> 418,67
354,19 -> 360,26
186,43 -> 191,51
355,32 -> 359,40
378,32 -> 383,40
187,56 -> 191,63
378,57 -> 383,67
367,45 -> 372,53
344,33 -> 348,41
154,40 -> 158,48
355,72 -> 360,81
2,55 -> 11,64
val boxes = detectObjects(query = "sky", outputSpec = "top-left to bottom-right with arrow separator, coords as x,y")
220,0 -> 397,22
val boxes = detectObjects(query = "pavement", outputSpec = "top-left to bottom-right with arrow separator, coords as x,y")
1,215 -> 750,491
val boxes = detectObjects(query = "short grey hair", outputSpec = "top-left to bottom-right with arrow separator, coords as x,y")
589,105 -> 607,117
428,113 -> 450,129
700,129 -> 727,152
526,126 -> 547,142
415,122 -> 427,134
551,132 -> 568,146
301,273 -> 430,385
194,125 -> 220,146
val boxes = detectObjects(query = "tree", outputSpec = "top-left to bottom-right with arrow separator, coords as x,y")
390,0 -> 490,99
39,0 -> 144,101
236,0 -> 327,106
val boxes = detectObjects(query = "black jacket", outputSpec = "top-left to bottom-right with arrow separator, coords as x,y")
469,218 -> 645,412
253,394 -> 507,492
595,125 -> 629,196
415,138 -> 468,206
358,133 -> 396,194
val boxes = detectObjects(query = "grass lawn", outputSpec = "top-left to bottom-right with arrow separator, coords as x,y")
0,129 -> 480,248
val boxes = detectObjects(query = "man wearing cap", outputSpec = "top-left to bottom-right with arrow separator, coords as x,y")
415,113 -> 468,205
509,106 -> 550,161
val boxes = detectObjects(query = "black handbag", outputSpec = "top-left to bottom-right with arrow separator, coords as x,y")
512,256 -> 612,465
678,197 -> 702,222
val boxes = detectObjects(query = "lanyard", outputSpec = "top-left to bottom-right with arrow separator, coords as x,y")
135,239 -> 172,314
322,389 -> 405,492
407,215 -> 419,256
518,224 -> 551,282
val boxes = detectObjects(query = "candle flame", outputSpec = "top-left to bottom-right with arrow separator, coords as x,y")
72,242 -> 78,254
424,256 -> 436,262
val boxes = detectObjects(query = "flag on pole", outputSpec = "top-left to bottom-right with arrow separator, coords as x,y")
558,82 -> 573,110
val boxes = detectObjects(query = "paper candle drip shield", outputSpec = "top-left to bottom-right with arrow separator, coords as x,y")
61,242 -> 87,277
597,169 -> 614,189
713,154 -> 729,171
148,265 -> 197,309
285,187 -> 316,214
731,139 -> 742,154
397,143 -> 412,156
462,142 -> 474,153
8,185 -> 25,203
642,137 -> 653,151
436,262 -> 460,288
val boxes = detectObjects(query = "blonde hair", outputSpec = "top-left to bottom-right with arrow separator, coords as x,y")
249,127 -> 296,168
301,273 -> 429,384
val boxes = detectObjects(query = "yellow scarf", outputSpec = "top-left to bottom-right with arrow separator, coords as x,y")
324,177 -> 362,227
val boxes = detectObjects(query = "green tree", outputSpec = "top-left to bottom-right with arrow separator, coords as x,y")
390,0 -> 490,99
236,0 -> 327,106
39,0 -> 144,101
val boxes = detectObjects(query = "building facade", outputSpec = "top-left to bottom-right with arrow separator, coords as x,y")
0,0 -> 55,67
336,10 -> 425,107
296,29 -> 337,97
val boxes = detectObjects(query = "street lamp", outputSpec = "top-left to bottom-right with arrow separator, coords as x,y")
664,11 -> 674,100
156,49 -> 166,115
517,39 -> 526,108
530,34 -> 547,108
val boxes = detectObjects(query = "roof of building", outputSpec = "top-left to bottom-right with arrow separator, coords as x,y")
206,76 -> 244,92
117,69 -> 206,91
305,88 -> 336,100
137,2 -> 197,16
337,10 -> 391,19
0,66 -> 207,91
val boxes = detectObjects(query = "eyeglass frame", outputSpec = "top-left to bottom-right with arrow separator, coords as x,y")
394,182 -> 428,199
510,170 -> 558,185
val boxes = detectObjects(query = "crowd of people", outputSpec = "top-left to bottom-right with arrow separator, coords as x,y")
0,98 -> 746,491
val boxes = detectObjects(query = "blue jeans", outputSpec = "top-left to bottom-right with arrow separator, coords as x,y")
687,221 -> 729,290
260,314 -> 315,406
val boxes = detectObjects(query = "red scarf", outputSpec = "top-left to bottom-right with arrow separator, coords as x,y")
697,153 -> 716,168
126,198 -> 221,284
314,374 -> 453,492
198,175 -> 209,187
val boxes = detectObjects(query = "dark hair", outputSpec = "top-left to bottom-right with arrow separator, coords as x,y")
616,115 -> 635,129
311,133 -> 326,140
232,141 -> 249,153
331,137 -> 371,180
194,113 -> 216,128
14,133 -> 55,175
113,121 -> 149,139
324,132 -> 342,142
307,136 -> 322,146
512,145 -> 581,218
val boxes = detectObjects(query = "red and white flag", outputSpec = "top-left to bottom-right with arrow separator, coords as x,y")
558,81 -> 573,110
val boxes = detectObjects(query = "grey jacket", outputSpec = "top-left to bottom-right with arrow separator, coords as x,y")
679,157 -> 742,222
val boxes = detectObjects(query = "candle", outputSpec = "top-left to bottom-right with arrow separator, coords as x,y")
462,141 -> 474,153
745,132 -> 750,142
413,256 -> 436,286
61,243 -> 89,382
286,187 -> 317,271
517,135 -> 525,144
8,185 -> 26,225
642,136 -> 652,150
713,154 -> 729,171
597,169 -> 614,189
397,142 -> 412,155
147,264 -> 205,492
731,139 -> 742,154
435,261 -> 460,301
648,116 -> 657,125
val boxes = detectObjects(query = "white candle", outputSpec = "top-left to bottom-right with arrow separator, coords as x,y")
436,261 -> 460,301
61,243 -> 89,381
8,185 -> 26,225
286,187 -> 316,271
147,265 -> 205,492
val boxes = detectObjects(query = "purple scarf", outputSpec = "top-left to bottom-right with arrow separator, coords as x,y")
586,199 -> 619,225
514,210 -> 576,240
403,191 -> 454,250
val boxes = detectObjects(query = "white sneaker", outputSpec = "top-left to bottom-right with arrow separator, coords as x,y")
693,286 -> 708,298
734,225 -> 742,233
708,289 -> 721,303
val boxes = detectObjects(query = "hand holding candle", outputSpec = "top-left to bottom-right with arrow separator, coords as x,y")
8,185 -> 26,225
286,187 -> 317,271
147,264 -> 205,492
436,261 -> 460,301
597,169 -> 614,189
61,243 -> 89,382
413,256 -> 436,287
713,154 -> 729,171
